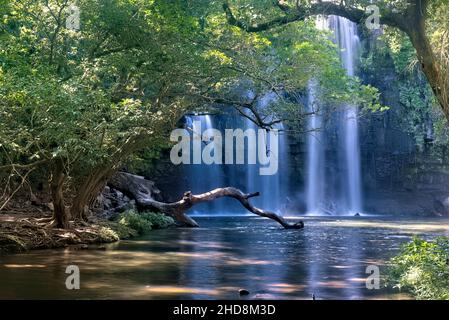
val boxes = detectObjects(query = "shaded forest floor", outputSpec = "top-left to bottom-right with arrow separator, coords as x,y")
0,210 -> 135,254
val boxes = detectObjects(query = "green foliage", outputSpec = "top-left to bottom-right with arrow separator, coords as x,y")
0,0 -> 383,211
386,29 -> 449,153
100,221 -> 138,240
117,210 -> 153,235
143,212 -> 175,229
197,1 -> 384,131
360,26 -> 449,152
125,137 -> 173,175
0,0 -> 194,181
388,237 -> 449,300
97,226 -> 121,242
117,210 -> 174,235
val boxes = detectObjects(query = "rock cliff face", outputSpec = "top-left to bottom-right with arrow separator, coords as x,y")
356,33 -> 449,216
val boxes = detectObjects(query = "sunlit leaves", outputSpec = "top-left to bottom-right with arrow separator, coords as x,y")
202,49 -> 233,65
1,0 -> 385,190
389,236 -> 449,300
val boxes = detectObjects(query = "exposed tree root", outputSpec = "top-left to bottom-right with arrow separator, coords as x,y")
0,214 -> 126,254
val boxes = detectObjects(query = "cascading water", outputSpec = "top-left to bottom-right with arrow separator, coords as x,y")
184,115 -> 226,214
305,15 -> 363,215
330,16 -> 363,213
244,121 -> 288,212
305,81 -> 325,214
183,92 -> 290,215
246,92 -> 289,212
183,17 -> 363,216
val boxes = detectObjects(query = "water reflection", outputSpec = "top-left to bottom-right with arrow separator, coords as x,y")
0,216 -> 447,299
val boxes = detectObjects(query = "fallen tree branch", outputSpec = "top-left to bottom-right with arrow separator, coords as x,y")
108,172 -> 304,229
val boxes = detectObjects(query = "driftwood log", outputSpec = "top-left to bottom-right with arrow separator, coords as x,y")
108,172 -> 304,229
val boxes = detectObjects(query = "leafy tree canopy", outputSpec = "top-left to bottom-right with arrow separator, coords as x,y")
0,0 -> 381,224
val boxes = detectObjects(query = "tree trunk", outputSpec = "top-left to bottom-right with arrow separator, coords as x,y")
70,167 -> 115,222
69,134 -> 150,222
108,172 -> 304,229
406,22 -> 449,121
50,159 -> 69,229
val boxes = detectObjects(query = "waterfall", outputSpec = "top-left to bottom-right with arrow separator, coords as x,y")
246,92 -> 289,212
183,93 -> 290,215
305,81 -> 325,214
305,15 -> 363,215
181,15 -> 365,216
185,115 -> 226,214
330,16 -> 363,213
245,120 -> 288,212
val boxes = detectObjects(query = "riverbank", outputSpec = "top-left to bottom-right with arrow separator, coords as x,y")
0,212 -> 137,254
0,205 -> 179,254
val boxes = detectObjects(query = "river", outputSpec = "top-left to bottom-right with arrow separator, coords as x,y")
0,216 -> 448,299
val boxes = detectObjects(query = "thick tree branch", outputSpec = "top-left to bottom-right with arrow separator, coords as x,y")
108,172 -> 304,229
275,0 -> 292,13
0,159 -> 50,171
223,1 -> 409,32
223,2 -> 305,32
198,93 -> 287,129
